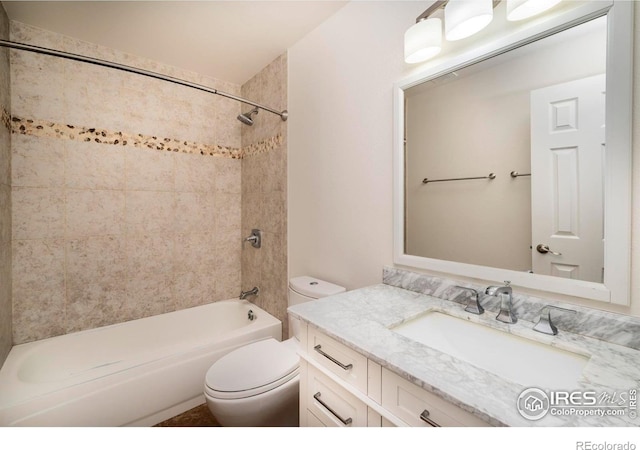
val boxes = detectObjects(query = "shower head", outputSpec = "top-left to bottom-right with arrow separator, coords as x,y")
237,107 -> 259,126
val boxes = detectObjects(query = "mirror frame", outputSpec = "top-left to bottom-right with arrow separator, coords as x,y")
393,0 -> 633,305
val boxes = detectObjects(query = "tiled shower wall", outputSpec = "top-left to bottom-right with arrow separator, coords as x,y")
241,54 -> 289,337
9,22 -> 249,344
0,5 -> 12,366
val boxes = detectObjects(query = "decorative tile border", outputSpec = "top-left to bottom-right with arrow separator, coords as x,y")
242,134 -> 284,159
1,108 -> 9,132
10,115 -> 283,160
383,266 -> 640,350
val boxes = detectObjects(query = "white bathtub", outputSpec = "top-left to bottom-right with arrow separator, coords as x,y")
0,299 -> 281,426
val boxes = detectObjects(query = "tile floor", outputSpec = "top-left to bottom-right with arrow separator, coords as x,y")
154,403 -> 219,427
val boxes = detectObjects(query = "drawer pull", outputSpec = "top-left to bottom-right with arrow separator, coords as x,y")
419,409 -> 440,427
314,345 -> 353,370
313,392 -> 353,426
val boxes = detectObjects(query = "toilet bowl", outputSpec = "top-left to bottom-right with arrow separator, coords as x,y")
204,276 -> 346,427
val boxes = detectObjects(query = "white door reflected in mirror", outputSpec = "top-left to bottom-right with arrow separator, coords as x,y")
530,74 -> 605,283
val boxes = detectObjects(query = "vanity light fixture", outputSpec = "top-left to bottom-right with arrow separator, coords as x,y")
506,0 -> 562,21
445,0 -> 494,41
405,0 -> 563,64
405,16 -> 443,63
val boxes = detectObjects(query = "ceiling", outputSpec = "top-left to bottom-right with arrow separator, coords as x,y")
2,1 -> 348,85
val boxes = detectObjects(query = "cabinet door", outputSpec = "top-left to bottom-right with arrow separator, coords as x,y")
381,368 -> 490,427
306,365 -> 368,427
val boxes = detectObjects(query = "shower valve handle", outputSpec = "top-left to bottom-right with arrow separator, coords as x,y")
244,229 -> 262,249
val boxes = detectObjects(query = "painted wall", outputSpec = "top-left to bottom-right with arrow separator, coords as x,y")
0,3 -> 11,367
9,21 -> 246,344
405,18 -> 606,272
241,54 -> 288,337
289,1 -> 640,316
289,1 -> 424,290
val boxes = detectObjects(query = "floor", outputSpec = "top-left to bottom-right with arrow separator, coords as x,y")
154,404 -> 220,427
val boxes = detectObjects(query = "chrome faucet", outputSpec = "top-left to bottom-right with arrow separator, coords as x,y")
455,286 -> 484,315
244,229 -> 262,248
239,286 -> 259,300
533,305 -> 576,335
485,281 -> 517,324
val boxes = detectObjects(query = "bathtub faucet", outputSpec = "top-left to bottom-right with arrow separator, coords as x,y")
239,286 -> 259,300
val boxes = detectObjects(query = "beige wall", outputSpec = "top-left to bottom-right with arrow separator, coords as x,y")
289,2 -> 640,316
9,22 -> 244,343
241,54 -> 288,337
405,19 -> 606,272
289,1 -> 424,290
0,3 -> 11,366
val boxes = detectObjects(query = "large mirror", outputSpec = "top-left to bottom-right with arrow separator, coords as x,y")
393,0 -> 633,305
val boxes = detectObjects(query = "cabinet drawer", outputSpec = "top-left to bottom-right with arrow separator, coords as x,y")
381,368 -> 490,427
306,410 -> 326,427
307,326 -> 368,393
306,365 -> 368,427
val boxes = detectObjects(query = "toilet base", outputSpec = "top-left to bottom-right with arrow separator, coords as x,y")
205,375 -> 300,427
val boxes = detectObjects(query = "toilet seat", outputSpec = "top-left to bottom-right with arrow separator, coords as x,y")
205,338 -> 299,400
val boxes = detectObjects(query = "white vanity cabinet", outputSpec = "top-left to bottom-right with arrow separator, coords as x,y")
298,323 -> 492,427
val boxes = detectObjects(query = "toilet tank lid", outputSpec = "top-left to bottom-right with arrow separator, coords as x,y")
289,276 -> 346,298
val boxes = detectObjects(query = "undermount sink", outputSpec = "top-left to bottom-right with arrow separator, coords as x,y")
391,311 -> 589,390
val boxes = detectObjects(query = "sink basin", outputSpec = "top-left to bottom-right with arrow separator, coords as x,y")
391,311 -> 589,390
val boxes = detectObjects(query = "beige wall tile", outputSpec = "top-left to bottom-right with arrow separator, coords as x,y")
174,233 -> 217,271
0,124 -> 9,187
215,193 -> 241,243
66,282 -> 126,333
7,24 -> 289,344
10,51 -> 64,122
175,153 -> 217,192
66,189 -> 125,237
12,239 -> 65,293
175,192 -> 216,234
0,7 -> 9,365
123,271 -> 173,321
126,234 -> 174,275
173,271 -> 216,310
12,134 -> 65,188
0,184 -> 10,243
126,148 -> 175,191
66,236 -> 126,287
65,140 -> 126,190
215,158 -> 241,194
214,241 -> 241,301
12,187 -> 65,239
0,242 -> 11,359
12,288 -> 66,343
11,238 -> 66,343
125,190 -> 175,235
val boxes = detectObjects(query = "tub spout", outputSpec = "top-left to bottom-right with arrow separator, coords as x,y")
239,287 -> 259,300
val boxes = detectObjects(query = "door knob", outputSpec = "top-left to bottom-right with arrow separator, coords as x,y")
536,244 -> 562,256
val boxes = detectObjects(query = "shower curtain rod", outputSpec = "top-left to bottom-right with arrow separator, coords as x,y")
0,39 -> 288,121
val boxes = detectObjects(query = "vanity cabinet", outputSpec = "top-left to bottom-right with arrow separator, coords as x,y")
299,324 -> 491,427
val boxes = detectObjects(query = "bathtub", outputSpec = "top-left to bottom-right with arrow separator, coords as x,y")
0,299 -> 281,426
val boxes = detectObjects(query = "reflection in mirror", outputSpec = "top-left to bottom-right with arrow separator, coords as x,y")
404,16 -> 607,283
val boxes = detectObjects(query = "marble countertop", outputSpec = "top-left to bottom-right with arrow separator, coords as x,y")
288,284 -> 640,427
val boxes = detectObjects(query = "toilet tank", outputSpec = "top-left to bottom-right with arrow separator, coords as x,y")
288,276 -> 346,339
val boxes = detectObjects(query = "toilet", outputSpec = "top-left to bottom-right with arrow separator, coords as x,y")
203,276 -> 346,427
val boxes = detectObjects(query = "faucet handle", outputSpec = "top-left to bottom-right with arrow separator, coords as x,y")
455,286 -> 484,315
533,305 -> 576,335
